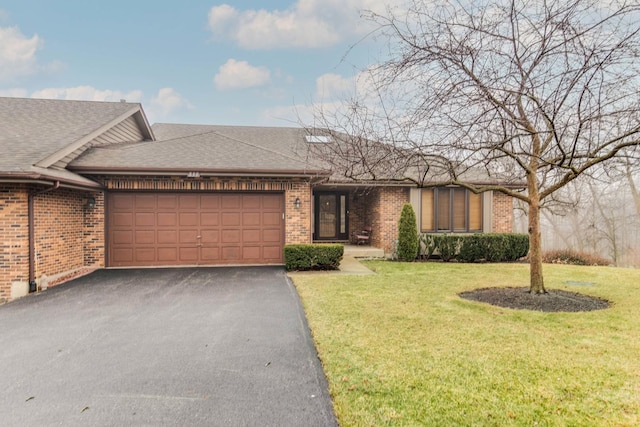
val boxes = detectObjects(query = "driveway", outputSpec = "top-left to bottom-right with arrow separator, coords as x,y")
0,267 -> 337,427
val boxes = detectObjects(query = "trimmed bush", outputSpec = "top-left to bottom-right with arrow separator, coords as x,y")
421,233 -> 529,263
432,234 -> 461,262
541,249 -> 610,266
418,233 -> 437,260
284,244 -> 344,271
396,203 -> 419,261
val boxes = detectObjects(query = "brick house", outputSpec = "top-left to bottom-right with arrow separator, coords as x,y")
0,97 -> 514,302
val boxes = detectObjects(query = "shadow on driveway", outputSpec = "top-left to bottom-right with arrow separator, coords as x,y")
0,267 -> 337,427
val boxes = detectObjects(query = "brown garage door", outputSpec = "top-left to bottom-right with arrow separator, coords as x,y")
107,192 -> 284,266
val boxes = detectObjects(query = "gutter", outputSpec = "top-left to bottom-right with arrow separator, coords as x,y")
28,181 -> 60,293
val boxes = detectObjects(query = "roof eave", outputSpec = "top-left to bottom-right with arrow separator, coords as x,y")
0,172 -> 103,190
69,166 -> 333,178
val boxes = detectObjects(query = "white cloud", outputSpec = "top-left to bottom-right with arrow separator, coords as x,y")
150,87 -> 193,116
30,86 -> 143,102
316,73 -> 356,100
207,0 -> 398,49
213,59 -> 271,90
0,26 -> 41,80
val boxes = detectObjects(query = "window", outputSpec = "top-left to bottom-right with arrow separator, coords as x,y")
421,188 -> 483,232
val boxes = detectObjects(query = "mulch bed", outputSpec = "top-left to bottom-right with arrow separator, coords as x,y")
459,287 -> 611,312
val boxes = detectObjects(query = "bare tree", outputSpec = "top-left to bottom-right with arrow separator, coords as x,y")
311,0 -> 640,293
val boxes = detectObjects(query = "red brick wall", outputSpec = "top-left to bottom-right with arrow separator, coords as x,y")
492,191 -> 513,233
0,185 -> 29,303
83,192 -> 104,267
370,187 -> 410,254
0,185 -> 104,302
33,188 -> 86,285
285,181 -> 312,244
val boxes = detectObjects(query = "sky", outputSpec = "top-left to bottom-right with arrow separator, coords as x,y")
0,0 -> 394,127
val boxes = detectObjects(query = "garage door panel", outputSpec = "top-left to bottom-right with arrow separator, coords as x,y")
242,195 -> 261,209
200,212 -> 219,226
112,194 -> 134,210
201,194 -> 220,209
201,229 -> 219,243
222,194 -> 241,209
179,229 -> 198,244
263,212 -> 281,226
262,229 -> 282,242
112,230 -> 133,244
179,212 -> 197,226
243,246 -> 261,260
222,212 -> 240,226
157,230 -> 177,244
135,230 -> 155,244
108,192 -> 284,266
157,247 -> 178,262
242,212 -> 260,226
135,195 -> 156,209
200,247 -> 220,261
243,229 -> 260,243
112,212 -> 133,227
222,229 -> 241,243
135,212 -> 155,227
222,246 -> 241,261
179,195 -> 198,209
134,248 -> 155,262
157,212 -> 177,227
179,247 -> 198,262
157,195 -> 177,209
263,246 -> 283,260
112,248 -> 133,263
262,196 -> 282,209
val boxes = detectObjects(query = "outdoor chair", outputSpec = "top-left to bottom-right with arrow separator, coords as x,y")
354,226 -> 372,245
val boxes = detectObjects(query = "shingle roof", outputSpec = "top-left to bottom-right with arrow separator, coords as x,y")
0,97 -> 144,171
69,124 -> 330,175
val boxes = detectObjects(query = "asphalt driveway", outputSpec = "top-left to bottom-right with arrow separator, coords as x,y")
0,267 -> 337,427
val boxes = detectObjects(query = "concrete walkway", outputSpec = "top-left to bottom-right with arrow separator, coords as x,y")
287,254 -> 377,276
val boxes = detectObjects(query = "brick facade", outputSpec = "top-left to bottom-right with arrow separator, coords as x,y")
492,191 -> 513,233
284,181 -> 312,245
370,187 -> 411,254
0,185 -> 101,302
0,185 -> 29,303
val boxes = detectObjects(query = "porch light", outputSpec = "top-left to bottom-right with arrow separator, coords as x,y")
294,197 -> 301,209
84,197 -> 96,209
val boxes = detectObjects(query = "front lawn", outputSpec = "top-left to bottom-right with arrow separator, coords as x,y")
292,262 -> 640,426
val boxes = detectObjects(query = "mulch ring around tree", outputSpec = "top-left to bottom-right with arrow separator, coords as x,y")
459,287 -> 611,312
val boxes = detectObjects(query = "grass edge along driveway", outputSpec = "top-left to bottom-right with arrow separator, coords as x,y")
292,261 -> 640,426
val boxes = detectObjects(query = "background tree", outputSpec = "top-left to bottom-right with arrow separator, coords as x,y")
311,0 -> 640,293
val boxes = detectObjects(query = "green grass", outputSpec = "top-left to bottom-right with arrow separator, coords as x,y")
292,262 -> 640,426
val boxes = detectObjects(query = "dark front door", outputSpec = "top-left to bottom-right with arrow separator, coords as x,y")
314,192 -> 349,240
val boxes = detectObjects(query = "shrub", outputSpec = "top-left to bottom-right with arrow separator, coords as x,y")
423,233 -> 529,262
396,204 -> 419,261
418,233 -> 437,260
457,234 -> 487,262
541,249 -> 610,266
284,244 -> 344,271
432,234 -> 461,262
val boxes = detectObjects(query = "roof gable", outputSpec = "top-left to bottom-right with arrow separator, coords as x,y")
0,97 -> 153,173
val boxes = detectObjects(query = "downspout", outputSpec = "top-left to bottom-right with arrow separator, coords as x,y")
28,181 -> 60,293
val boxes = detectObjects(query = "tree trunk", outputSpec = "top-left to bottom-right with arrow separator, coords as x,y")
528,196 -> 546,294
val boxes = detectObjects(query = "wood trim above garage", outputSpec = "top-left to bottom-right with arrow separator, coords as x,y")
107,192 -> 285,267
